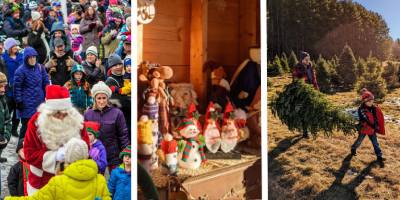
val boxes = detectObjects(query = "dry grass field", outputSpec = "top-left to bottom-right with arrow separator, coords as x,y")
268,75 -> 400,199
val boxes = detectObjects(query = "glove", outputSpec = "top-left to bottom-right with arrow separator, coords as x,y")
56,146 -> 65,162
66,57 -> 74,67
110,86 -> 120,94
89,22 -> 96,29
16,102 -> 24,110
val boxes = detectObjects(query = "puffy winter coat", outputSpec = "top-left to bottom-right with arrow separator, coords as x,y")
2,52 -> 23,98
108,166 -> 131,200
90,140 -> 108,174
0,95 -> 11,143
27,28 -> 50,64
7,160 -> 26,196
13,47 -> 49,119
46,50 -> 75,86
84,106 -> 129,166
49,22 -> 72,52
82,60 -> 105,86
358,105 -> 385,135
3,17 -> 27,42
79,16 -> 103,51
5,159 -> 112,200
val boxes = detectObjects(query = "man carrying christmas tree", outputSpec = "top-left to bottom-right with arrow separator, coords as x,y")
292,51 -> 319,138
351,89 -> 385,168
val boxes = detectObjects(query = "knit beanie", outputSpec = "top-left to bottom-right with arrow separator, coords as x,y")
109,0 -> 118,6
124,58 -> 131,67
64,138 -> 89,164
4,38 -> 19,52
361,88 -> 374,102
300,51 -> 310,62
91,81 -> 112,98
119,145 -> 131,159
84,121 -> 100,138
86,46 -> 98,57
31,11 -> 41,21
0,72 -> 7,84
108,54 -> 123,68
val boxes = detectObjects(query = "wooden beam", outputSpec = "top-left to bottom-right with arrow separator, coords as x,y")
137,24 -> 144,64
190,0 -> 208,111
239,0 -> 259,62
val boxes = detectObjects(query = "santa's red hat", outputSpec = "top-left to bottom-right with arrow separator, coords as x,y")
44,85 -> 73,111
223,102 -> 235,124
160,135 -> 178,154
204,102 -> 220,129
187,102 -> 198,118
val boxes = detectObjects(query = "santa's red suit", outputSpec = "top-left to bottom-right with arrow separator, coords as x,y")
23,85 -> 89,195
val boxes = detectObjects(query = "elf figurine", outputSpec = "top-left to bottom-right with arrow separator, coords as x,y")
159,133 -> 178,175
221,102 -> 240,153
203,102 -> 221,153
177,119 -> 206,169
138,115 -> 154,172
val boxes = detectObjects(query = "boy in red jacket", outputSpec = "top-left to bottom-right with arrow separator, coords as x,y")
351,89 -> 385,167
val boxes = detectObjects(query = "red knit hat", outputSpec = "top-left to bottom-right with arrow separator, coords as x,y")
119,145 -> 131,159
160,139 -> 178,154
178,119 -> 196,131
45,85 -> 73,110
187,103 -> 198,118
204,102 -> 220,129
361,88 -> 374,102
84,121 -> 100,138
223,102 -> 235,122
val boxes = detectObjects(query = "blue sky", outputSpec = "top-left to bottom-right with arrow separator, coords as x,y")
353,0 -> 400,39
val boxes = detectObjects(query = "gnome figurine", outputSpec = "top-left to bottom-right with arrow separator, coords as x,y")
138,115 -> 154,172
177,119 -> 207,169
187,102 -> 202,132
203,102 -> 221,153
220,102 -> 240,153
159,133 -> 178,175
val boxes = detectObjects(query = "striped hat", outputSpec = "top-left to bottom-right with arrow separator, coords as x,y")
84,121 -> 100,138
119,145 -> 131,158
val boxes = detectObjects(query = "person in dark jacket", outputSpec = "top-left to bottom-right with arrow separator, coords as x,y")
0,72 -> 11,163
3,7 -> 28,43
79,5 -> 103,51
49,21 -> 72,52
105,54 -> 131,137
292,51 -> 319,138
2,38 -> 23,138
7,139 -> 27,196
82,46 -> 105,86
13,46 -> 50,141
45,38 -> 76,86
84,81 -> 129,172
351,89 -> 385,168
27,12 -> 50,64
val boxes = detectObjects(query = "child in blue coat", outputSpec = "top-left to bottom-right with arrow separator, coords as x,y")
108,145 -> 131,200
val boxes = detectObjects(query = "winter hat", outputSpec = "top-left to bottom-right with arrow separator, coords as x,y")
112,11 -> 123,20
109,0 -> 118,6
44,85 -> 73,111
108,54 -> 123,68
53,38 -> 65,47
187,103 -> 199,119
300,51 -> 310,62
177,118 -> 197,132
52,1 -> 61,7
64,138 -> 89,164
361,88 -> 374,102
84,121 -> 100,138
31,11 -> 41,21
0,72 -> 7,84
119,145 -> 131,158
71,64 -> 85,75
4,38 -> 19,52
29,1 -> 38,10
223,101 -> 235,124
91,81 -> 112,98
70,24 -> 80,33
160,134 -> 177,154
86,46 -> 98,57
90,1 -> 98,8
124,58 -> 131,67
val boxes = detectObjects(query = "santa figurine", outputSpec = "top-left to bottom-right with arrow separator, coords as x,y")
186,102 -> 202,132
203,102 -> 221,153
23,85 -> 90,195
177,119 -> 206,169
137,115 -> 154,172
159,133 -> 178,175
220,102 -> 240,153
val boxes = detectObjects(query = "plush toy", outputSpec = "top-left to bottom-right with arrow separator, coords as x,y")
177,119 -> 206,169
169,83 -> 198,110
220,102 -> 240,153
204,61 -> 231,110
137,115 -> 154,172
159,133 -> 178,175
203,102 -> 221,153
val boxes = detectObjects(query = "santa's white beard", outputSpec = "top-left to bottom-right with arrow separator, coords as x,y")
221,123 -> 238,153
204,123 -> 221,153
37,104 -> 83,150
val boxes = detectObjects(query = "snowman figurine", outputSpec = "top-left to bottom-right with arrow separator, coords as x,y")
220,102 -> 240,153
203,102 -> 221,153
177,119 -> 207,169
159,133 -> 178,175
138,115 -> 154,172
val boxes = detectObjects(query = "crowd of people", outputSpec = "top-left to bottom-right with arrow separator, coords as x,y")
0,0 -> 132,199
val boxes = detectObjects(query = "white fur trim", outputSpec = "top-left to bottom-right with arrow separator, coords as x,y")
42,151 -> 57,174
29,165 -> 43,177
27,182 -> 39,196
45,98 -> 73,111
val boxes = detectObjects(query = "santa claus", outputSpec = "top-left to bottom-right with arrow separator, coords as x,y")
23,85 -> 89,195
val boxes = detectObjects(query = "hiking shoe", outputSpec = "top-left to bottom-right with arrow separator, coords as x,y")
377,157 -> 384,168
0,157 -> 7,163
303,132 -> 309,139
351,149 -> 357,156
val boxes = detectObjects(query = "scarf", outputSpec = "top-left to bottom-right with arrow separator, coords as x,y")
181,137 -> 206,163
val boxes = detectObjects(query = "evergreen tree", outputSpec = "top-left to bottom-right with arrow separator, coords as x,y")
281,52 -> 290,72
288,50 -> 298,71
382,61 -> 400,89
315,55 -> 332,93
338,45 -> 357,89
355,57 -> 366,78
355,57 -> 387,100
268,55 -> 284,76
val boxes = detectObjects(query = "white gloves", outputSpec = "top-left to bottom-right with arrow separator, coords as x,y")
56,147 -> 65,162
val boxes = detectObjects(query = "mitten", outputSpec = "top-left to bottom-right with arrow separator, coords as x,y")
120,80 -> 131,95
109,86 -> 120,94
56,147 -> 65,162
